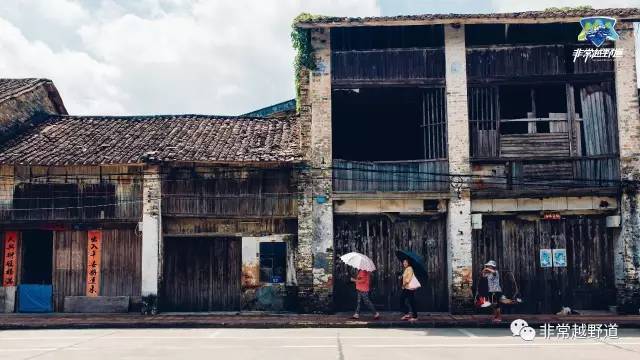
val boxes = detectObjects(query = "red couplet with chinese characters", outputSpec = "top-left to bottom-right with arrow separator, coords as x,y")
86,230 -> 102,297
2,231 -> 18,287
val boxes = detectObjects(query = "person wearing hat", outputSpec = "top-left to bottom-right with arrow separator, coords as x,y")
482,260 -> 502,323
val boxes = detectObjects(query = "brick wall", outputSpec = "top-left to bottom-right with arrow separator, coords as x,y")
614,24 -> 640,314
296,28 -> 334,312
444,24 -> 474,314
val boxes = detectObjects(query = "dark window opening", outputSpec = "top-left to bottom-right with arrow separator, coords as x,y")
499,84 -> 567,135
20,230 -> 53,285
14,183 -> 79,219
332,25 -> 444,51
259,242 -> 286,283
332,87 -> 446,161
81,183 -> 116,219
466,23 -> 582,46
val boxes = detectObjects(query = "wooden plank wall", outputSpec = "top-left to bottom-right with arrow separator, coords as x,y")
161,237 -> 241,311
333,159 -> 449,193
467,45 -> 614,80
500,134 -> 571,158
52,228 -> 141,312
332,48 -> 445,83
52,231 -> 86,312
467,45 -> 566,79
579,82 -> 618,156
472,216 -> 615,313
333,215 -> 448,312
162,168 -> 297,218
100,229 -> 141,297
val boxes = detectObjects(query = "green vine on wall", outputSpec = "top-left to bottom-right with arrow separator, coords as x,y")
291,13 -> 328,111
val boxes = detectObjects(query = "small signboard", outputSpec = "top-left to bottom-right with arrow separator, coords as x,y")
543,213 -> 561,220
540,249 -> 552,268
552,249 -> 567,267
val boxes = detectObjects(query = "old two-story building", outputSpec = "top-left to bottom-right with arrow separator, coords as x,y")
0,79 -> 305,313
0,8 -> 639,316
294,8 -> 640,314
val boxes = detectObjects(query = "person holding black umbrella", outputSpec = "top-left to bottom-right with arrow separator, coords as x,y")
396,251 -> 425,322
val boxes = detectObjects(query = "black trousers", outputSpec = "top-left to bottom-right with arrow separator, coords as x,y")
401,289 -> 418,318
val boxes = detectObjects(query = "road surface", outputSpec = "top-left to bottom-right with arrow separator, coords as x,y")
0,327 -> 639,359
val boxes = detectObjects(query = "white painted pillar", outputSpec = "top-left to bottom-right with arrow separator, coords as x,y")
444,24 -> 474,313
614,24 -> 640,314
141,166 -> 162,303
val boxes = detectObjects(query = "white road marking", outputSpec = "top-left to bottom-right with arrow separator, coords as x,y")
457,328 -> 478,338
0,348 -> 58,352
280,345 -> 339,348
354,342 -> 640,348
208,331 -> 220,338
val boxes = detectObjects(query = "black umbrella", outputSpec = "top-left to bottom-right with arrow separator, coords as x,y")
396,250 -> 428,278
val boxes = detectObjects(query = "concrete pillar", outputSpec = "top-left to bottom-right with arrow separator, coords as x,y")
296,27 -> 334,312
614,24 -> 640,314
444,24 -> 474,314
141,165 -> 162,313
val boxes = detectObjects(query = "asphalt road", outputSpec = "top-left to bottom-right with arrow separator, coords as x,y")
0,327 -> 639,360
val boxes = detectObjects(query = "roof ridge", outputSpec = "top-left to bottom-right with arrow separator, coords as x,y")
50,114 -> 296,121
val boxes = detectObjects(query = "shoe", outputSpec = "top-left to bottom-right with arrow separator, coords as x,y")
408,317 -> 418,322
491,318 -> 502,324
373,313 -> 380,320
401,314 -> 411,320
351,314 -> 360,319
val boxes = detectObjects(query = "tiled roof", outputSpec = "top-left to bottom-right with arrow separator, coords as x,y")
0,114 -> 302,165
0,78 -> 53,103
296,8 -> 640,27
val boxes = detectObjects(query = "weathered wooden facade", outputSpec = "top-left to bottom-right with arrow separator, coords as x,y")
0,107 -> 303,313
1,8 -> 639,316
296,8 -> 640,314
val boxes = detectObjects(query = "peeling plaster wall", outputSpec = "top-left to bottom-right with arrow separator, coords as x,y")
445,24 -> 474,314
141,166 -> 161,305
614,24 -> 640,314
296,27 -> 334,313
241,235 -> 297,311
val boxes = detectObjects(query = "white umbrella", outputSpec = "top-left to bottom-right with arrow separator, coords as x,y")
339,252 -> 376,272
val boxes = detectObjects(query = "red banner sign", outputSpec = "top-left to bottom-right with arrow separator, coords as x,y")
543,213 -> 562,220
86,230 -> 102,296
3,231 -> 18,287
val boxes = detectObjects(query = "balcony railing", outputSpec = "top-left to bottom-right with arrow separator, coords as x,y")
472,156 -> 620,197
333,159 -> 449,193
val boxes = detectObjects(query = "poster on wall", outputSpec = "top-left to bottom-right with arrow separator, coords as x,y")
552,249 -> 567,267
86,230 -> 102,297
540,249 -> 552,268
2,231 -> 18,287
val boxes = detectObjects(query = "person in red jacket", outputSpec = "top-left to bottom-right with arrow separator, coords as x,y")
351,269 -> 380,320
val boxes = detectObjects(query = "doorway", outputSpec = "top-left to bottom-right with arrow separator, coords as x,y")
20,230 -> 53,285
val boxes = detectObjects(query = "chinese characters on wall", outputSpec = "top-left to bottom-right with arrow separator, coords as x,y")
86,230 -> 102,296
2,231 -> 18,287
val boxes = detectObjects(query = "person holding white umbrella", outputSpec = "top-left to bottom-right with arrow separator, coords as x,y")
340,252 -> 380,320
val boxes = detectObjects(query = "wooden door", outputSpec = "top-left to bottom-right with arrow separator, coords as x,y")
161,237 -> 241,312
472,216 -> 614,313
333,215 -> 448,312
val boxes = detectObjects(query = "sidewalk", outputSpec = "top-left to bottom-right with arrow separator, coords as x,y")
1,312 -> 640,329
